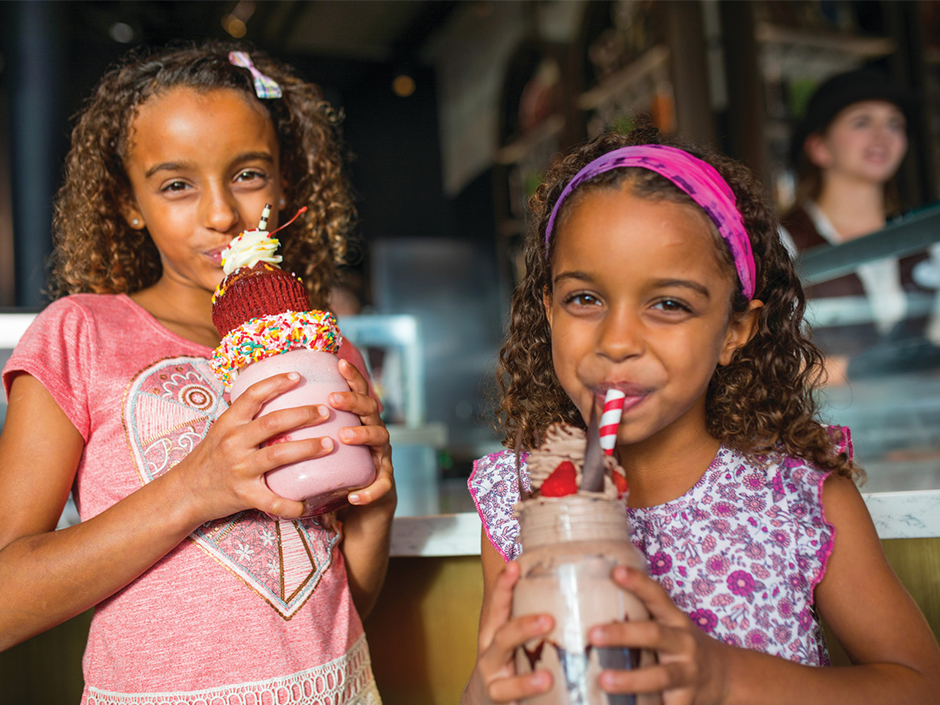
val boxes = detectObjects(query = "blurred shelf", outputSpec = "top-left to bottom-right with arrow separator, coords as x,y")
577,44 -> 669,112
495,113 -> 565,165
755,21 -> 895,56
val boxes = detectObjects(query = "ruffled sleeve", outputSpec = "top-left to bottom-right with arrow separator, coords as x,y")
468,450 -> 530,561
779,446 -> 841,613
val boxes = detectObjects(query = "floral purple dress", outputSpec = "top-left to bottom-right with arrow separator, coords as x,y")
469,445 -> 838,666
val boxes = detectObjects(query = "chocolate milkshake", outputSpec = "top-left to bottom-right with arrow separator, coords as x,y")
512,424 -> 659,705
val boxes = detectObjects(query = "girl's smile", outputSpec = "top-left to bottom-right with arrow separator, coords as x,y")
545,184 -> 759,457
122,87 -> 284,299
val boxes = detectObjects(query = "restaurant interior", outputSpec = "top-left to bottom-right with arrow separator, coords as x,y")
1,1 -> 939,702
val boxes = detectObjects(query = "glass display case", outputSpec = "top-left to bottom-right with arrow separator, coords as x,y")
799,203 -> 940,491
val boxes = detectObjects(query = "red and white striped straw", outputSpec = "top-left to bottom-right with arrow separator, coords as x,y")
599,389 -> 626,455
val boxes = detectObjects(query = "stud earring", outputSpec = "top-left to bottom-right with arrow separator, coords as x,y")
132,218 -> 140,227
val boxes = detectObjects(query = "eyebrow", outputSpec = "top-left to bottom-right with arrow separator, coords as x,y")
652,278 -> 711,299
144,151 -> 275,179
553,271 -> 711,299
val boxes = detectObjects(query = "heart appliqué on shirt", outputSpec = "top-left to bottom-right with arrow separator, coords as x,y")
124,356 -> 338,619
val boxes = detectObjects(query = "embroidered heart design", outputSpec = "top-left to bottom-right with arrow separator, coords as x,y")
124,357 -> 337,619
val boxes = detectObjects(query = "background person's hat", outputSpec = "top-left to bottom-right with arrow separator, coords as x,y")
790,68 -> 915,165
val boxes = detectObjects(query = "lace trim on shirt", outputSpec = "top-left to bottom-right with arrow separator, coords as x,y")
83,634 -> 381,705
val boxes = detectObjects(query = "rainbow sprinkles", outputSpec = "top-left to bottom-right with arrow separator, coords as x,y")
211,309 -> 342,388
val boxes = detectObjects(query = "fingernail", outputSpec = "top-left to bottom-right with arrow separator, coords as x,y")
317,405 -> 329,418
340,428 -> 353,442
321,437 -> 334,451
287,372 -> 300,381
349,493 -> 360,504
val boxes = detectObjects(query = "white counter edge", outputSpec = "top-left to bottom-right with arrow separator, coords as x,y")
390,489 -> 940,557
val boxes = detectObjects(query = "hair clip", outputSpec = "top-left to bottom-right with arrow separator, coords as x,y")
228,51 -> 283,99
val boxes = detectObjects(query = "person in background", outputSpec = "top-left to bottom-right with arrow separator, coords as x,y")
780,67 -> 940,381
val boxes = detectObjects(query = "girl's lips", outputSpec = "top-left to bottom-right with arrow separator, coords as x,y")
593,384 -> 650,410
205,247 -> 227,266
595,382 -> 649,396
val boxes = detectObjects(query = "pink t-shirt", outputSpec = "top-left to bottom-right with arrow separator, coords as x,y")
3,294 -> 381,704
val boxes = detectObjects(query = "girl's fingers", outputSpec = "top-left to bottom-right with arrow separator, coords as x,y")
243,404 -> 331,447
336,357 -> 369,395
486,670 -> 553,703
229,372 -> 303,417
347,460 -> 393,505
329,389 -> 381,423
337,423 -> 389,448
331,360 -> 382,423
485,613 -> 553,663
255,490 -> 308,521
597,660 -> 689,695
590,618 -> 689,656
478,614 -> 554,703
257,435 -> 336,469
611,566 -> 690,625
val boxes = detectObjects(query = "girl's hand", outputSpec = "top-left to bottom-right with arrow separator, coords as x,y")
589,566 -> 730,705
464,562 -> 554,704
176,371 -> 329,521
329,358 -> 394,511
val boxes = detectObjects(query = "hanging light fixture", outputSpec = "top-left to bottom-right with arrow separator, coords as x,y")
222,1 -> 256,39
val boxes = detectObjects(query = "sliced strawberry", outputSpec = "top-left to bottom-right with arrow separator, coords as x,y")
611,470 -> 629,496
540,460 -> 578,497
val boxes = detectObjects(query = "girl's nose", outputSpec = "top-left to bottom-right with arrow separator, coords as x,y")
202,184 -> 240,234
597,308 -> 645,362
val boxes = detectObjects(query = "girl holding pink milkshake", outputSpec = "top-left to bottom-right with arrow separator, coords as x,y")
0,42 -> 393,702
464,124 -> 940,703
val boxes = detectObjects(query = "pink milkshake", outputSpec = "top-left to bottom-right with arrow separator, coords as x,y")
210,206 -> 375,515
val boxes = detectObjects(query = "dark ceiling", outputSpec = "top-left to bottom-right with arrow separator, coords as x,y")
57,1 -> 461,94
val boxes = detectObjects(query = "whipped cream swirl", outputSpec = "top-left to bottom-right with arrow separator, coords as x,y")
221,229 -> 283,275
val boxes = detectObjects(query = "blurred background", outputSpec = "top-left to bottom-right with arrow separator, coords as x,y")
3,0 -> 940,514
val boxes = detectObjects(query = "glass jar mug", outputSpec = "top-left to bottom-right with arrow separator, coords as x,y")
512,495 -> 661,705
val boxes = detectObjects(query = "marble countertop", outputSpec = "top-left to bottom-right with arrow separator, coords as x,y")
390,489 -> 940,557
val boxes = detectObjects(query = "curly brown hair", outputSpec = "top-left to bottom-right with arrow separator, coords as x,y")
498,124 -> 861,480
49,40 -> 355,311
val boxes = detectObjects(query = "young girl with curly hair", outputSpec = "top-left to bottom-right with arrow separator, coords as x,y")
464,125 -> 940,703
0,42 -> 394,703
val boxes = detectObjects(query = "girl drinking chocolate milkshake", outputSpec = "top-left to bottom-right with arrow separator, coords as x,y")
465,125 -> 940,704
0,42 -> 394,703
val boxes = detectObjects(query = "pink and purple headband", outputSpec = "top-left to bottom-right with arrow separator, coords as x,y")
545,144 -> 756,300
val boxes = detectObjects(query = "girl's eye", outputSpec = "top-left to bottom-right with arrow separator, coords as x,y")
161,180 -> 189,193
235,169 -> 265,183
563,292 -> 601,308
652,298 -> 691,314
